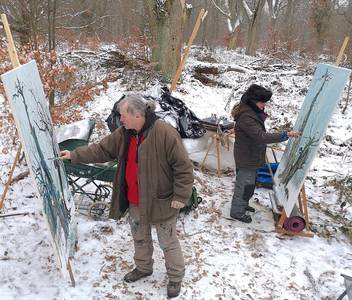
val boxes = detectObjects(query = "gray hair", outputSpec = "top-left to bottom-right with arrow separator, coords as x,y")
118,94 -> 155,116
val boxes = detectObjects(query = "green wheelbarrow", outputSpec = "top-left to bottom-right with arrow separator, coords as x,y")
57,119 -> 117,219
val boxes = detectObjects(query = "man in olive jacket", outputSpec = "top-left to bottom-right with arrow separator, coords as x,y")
60,95 -> 194,298
230,84 -> 299,223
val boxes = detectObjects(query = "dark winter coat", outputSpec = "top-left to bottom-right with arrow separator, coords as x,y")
70,118 -> 194,224
232,103 -> 284,169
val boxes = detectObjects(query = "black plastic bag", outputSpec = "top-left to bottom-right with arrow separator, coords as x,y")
105,95 -> 125,132
160,87 -> 205,138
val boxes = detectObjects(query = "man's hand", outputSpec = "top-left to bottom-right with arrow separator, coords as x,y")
171,200 -> 185,209
59,150 -> 71,160
287,131 -> 301,138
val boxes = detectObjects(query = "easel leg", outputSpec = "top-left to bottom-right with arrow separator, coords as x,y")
300,185 -> 311,231
67,258 -> 76,287
215,135 -> 221,176
265,154 -> 274,180
0,144 -> 22,209
200,135 -> 215,171
278,209 -> 287,227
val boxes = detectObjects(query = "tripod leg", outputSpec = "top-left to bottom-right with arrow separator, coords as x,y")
200,135 -> 215,171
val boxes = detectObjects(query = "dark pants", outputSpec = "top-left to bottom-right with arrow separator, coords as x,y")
230,168 -> 257,217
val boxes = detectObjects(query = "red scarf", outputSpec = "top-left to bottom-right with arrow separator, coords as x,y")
125,135 -> 144,205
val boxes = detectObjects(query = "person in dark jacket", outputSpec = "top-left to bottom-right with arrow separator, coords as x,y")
230,84 -> 299,223
60,95 -> 194,298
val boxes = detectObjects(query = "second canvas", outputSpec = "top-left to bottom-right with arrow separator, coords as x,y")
273,63 -> 351,216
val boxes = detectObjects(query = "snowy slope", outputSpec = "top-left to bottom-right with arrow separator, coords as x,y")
0,47 -> 351,300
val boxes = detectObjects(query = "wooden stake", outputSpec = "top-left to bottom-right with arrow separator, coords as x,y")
0,14 -> 22,210
0,143 -> 22,210
335,37 -> 349,66
1,14 -> 20,68
170,9 -> 208,92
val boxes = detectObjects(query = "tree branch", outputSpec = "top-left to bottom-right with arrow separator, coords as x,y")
210,0 -> 231,19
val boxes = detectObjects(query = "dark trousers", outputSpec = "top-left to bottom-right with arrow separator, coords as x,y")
230,168 -> 257,217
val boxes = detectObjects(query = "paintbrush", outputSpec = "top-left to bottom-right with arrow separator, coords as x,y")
46,157 -> 61,161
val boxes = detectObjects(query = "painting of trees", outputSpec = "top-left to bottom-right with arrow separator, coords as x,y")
1,60 -> 76,280
273,64 -> 351,216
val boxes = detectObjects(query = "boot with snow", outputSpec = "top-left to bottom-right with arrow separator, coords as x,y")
246,205 -> 255,213
167,281 -> 182,298
123,268 -> 153,283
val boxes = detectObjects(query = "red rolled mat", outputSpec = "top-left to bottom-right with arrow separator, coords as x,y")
283,215 -> 306,232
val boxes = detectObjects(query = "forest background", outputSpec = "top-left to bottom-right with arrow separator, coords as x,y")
0,0 -> 351,116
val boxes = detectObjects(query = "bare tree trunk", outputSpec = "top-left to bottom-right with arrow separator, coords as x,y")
146,0 -> 184,81
19,3 -> 31,44
245,0 -> 265,56
48,0 -> 57,109
28,0 -> 39,50
227,0 -> 241,49
201,0 -> 208,47
285,0 -> 296,51
48,0 -> 57,51
228,27 -> 240,49
310,0 -> 335,52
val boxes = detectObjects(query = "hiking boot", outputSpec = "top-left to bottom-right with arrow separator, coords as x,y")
123,268 -> 153,283
230,213 -> 252,223
167,281 -> 182,298
246,206 -> 255,213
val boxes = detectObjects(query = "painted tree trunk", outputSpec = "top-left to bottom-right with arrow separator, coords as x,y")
146,0 -> 184,81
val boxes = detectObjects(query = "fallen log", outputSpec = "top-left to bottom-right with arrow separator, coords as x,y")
10,170 -> 29,184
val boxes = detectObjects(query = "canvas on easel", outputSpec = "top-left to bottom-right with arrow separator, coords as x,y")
1,60 -> 76,281
273,63 -> 351,217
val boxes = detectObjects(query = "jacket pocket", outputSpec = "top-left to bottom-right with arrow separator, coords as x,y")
157,191 -> 173,201
151,194 -> 176,223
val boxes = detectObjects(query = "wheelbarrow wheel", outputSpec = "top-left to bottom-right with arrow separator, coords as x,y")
193,196 -> 203,209
88,201 -> 108,220
94,184 -> 112,202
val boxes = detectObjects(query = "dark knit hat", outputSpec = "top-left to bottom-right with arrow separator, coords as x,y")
241,84 -> 272,104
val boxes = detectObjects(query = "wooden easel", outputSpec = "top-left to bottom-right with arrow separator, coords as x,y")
200,127 -> 234,176
0,14 -> 22,210
200,132 -> 222,176
273,37 -> 350,238
263,146 -> 313,237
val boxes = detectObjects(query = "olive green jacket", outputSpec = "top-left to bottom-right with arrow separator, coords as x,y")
71,119 -> 194,224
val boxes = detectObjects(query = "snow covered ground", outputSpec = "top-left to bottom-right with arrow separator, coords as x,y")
1,47 -> 351,299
